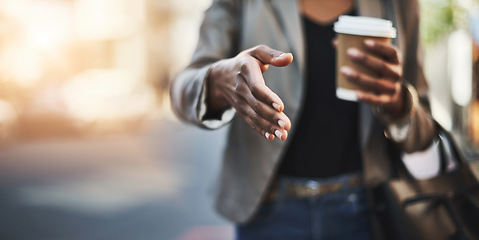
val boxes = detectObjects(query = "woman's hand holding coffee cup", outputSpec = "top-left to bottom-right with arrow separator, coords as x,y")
340,39 -> 405,119
334,16 -> 405,120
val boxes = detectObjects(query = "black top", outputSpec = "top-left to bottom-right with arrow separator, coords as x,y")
278,12 -> 362,178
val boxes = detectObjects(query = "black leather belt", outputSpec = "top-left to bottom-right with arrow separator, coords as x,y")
266,175 -> 362,201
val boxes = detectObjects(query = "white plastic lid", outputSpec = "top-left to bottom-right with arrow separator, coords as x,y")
334,15 -> 397,38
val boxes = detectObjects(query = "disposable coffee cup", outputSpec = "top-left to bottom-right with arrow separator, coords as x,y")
334,16 -> 397,101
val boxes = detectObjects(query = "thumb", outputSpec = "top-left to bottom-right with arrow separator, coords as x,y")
248,45 -> 293,68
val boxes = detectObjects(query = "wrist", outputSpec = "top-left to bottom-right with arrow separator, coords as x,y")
205,62 -> 231,116
373,82 -> 413,124
384,85 -> 407,118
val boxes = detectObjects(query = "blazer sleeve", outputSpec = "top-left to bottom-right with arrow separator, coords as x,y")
170,0 -> 240,129
376,0 -> 435,153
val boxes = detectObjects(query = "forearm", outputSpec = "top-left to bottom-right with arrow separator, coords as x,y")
377,84 -> 435,153
396,91 -> 435,153
205,60 -> 234,115
170,0 -> 240,127
170,65 -> 213,125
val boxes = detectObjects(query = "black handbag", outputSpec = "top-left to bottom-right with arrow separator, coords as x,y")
369,123 -> 479,240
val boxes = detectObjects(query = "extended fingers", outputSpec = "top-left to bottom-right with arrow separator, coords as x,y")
234,73 -> 290,140
235,81 -> 290,128
232,46 -> 294,140
239,61 -> 285,112
236,106 -> 274,140
234,94 -> 290,141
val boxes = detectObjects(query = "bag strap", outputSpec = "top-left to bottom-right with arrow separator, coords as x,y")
436,122 -> 468,167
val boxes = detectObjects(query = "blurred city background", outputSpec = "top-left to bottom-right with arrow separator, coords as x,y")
0,0 -> 477,239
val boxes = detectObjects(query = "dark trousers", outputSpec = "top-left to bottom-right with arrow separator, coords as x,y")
236,173 -> 372,240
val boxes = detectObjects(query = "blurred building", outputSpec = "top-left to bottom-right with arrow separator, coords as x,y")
470,14 -> 479,149
421,0 -> 479,160
0,0 -> 211,140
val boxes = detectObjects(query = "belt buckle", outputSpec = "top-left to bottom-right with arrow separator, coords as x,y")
305,180 -> 319,190
304,180 -> 343,197
301,180 -> 335,197
268,175 -> 362,201
306,180 -> 320,197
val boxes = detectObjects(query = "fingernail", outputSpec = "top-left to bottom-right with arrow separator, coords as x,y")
347,48 -> 362,57
278,120 -> 285,129
272,103 -> 281,112
365,40 -> 375,47
274,53 -> 285,60
275,130 -> 283,139
265,132 -> 270,139
340,66 -> 354,76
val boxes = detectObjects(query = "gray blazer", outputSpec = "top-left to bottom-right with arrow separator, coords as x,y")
170,0 -> 435,223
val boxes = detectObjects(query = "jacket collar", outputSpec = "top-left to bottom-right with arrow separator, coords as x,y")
356,0 -> 383,150
268,0 -> 305,78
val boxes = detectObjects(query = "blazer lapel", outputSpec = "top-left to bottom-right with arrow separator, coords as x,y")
356,0 -> 382,150
268,0 -> 305,78
392,0 -> 406,69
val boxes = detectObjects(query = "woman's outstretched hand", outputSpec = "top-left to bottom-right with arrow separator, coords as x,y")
207,45 -> 293,141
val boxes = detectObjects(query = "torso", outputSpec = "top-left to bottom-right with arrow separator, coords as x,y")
277,7 -> 362,178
